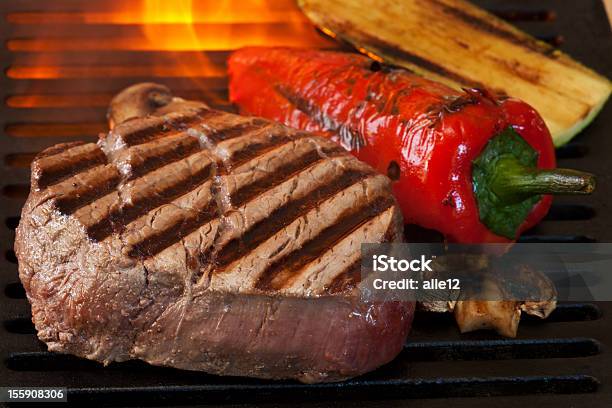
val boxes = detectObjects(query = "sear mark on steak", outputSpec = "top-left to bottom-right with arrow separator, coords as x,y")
15,83 -> 413,384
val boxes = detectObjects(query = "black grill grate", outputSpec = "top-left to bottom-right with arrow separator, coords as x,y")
1,0 -> 612,406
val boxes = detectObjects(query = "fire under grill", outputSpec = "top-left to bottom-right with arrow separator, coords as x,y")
1,0 -> 611,406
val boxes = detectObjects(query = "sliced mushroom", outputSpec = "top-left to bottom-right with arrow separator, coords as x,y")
419,254 -> 557,337
108,82 -> 208,128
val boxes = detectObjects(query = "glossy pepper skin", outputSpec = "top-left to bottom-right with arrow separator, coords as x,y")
228,47 -> 555,243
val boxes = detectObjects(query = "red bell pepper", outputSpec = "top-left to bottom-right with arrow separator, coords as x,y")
228,48 -> 594,243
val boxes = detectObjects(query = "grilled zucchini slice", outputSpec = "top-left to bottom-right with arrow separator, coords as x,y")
298,0 -> 611,146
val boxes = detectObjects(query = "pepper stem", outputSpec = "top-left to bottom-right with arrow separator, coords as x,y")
490,156 -> 596,204
472,126 -> 596,239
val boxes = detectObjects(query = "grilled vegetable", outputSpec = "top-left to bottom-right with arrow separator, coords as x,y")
297,0 -> 612,146
228,48 -> 595,243
419,253 -> 557,337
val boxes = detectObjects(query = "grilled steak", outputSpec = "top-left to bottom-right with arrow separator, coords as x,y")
15,83 -> 413,383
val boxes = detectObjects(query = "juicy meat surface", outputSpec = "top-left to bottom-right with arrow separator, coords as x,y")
15,86 -> 413,383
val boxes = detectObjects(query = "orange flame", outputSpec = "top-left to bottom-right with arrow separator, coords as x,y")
7,0 -> 308,25
7,0 -> 335,110
7,0 -> 332,52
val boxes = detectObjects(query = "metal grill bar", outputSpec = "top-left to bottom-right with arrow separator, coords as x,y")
3,374 -> 605,403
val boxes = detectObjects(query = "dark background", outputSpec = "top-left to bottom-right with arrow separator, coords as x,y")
1,0 -> 611,407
